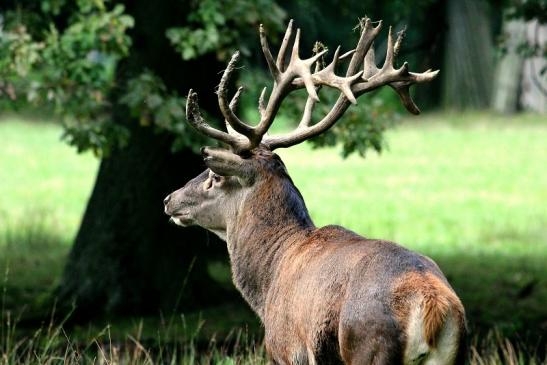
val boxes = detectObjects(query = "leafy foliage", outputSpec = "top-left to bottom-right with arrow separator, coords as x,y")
0,0 -> 133,156
0,0 -> 417,158
166,0 -> 286,61
308,89 -> 400,158
0,0 -> 290,156
505,0 -> 547,24
120,71 -> 207,154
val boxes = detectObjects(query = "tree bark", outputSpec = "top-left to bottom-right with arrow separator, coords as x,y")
58,123 -> 230,317
57,0 -> 238,318
520,20 -> 547,113
492,20 -> 526,113
443,0 -> 495,109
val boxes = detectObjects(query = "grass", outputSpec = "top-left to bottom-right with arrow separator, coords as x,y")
1,111 -> 546,363
0,117 -> 98,317
1,311 -> 268,364
1,315 -> 544,365
0,116 -> 98,239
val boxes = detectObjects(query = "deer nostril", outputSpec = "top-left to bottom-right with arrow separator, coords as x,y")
163,195 -> 171,206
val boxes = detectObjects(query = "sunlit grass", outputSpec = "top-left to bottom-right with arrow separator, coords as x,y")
0,117 -> 99,244
0,117 -> 98,318
278,111 -> 547,256
1,111 -> 546,362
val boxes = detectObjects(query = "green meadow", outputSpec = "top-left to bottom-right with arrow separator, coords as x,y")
1,112 -> 546,363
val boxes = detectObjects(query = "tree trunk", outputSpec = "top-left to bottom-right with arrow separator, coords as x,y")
58,122 -> 230,318
443,0 -> 495,109
520,20 -> 547,113
57,0 -> 238,318
492,20 -> 526,113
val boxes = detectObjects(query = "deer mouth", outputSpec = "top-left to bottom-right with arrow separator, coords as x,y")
169,212 -> 193,226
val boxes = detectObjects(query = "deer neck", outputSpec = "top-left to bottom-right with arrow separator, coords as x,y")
225,176 -> 314,319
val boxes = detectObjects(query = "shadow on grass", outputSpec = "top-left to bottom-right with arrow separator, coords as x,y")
1,221 -> 545,349
0,219 -> 261,343
433,252 -> 547,341
1,218 -> 70,319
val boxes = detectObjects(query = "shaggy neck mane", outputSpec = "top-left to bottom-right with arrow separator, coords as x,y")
226,159 -> 314,318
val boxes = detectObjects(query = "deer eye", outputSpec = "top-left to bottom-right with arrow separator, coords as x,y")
212,174 -> 222,183
203,178 -> 213,190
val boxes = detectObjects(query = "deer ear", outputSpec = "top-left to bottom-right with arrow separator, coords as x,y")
201,147 -> 255,186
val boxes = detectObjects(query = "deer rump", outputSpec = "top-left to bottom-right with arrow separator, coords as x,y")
262,225 -> 465,365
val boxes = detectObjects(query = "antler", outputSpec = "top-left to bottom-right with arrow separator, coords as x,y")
185,17 -> 439,153
186,52 -> 254,153
262,19 -> 438,149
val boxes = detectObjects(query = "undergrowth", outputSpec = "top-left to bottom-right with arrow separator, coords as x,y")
1,307 -> 545,365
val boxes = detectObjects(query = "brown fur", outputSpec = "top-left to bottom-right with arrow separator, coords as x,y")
169,16 -> 453,363
165,148 -> 467,364
391,272 -> 465,348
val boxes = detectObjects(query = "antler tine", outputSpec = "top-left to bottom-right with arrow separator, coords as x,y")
363,43 -> 379,79
298,43 -> 325,129
290,28 -> 325,102
258,87 -> 267,118
340,49 -> 356,60
329,46 -> 341,72
276,19 -> 294,72
388,69 -> 439,114
290,28 -> 301,62
346,17 -> 382,76
298,96 -> 317,128
229,86 -> 244,110
394,27 -> 405,57
186,89 -> 240,147
351,25 -> 440,114
217,52 -> 255,136
225,86 -> 248,139
260,24 -> 281,83
254,24 -> 327,141
384,26 -> 395,69
305,46 -> 363,104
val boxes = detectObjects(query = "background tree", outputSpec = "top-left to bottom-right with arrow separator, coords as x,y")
3,0 -> 513,319
1,0 -> 411,318
0,0 -> 286,318
494,0 -> 547,112
442,0 -> 496,109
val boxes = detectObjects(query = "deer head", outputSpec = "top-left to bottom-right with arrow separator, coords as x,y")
164,17 -> 438,239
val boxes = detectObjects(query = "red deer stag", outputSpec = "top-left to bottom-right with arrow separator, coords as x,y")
164,17 -> 466,365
